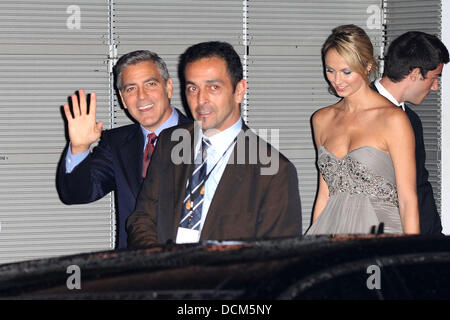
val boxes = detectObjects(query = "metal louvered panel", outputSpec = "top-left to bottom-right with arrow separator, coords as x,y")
248,1 -> 384,47
0,54 -> 110,154
0,0 -> 113,264
384,0 -> 441,42
384,0 -> 442,213
112,0 -> 245,127
0,163 -> 114,264
0,0 -> 108,46
247,0 -> 383,233
114,0 -> 243,47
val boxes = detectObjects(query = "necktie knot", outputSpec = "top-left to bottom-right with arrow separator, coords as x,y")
148,132 -> 157,145
201,138 -> 211,161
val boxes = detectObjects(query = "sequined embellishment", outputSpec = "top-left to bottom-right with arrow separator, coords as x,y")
318,151 -> 399,207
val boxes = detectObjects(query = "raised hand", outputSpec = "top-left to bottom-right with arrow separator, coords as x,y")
63,89 -> 103,154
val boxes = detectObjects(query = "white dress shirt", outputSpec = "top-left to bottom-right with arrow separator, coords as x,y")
374,78 -> 406,111
176,118 -> 242,244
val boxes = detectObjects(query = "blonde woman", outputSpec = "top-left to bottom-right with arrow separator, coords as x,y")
306,25 -> 420,235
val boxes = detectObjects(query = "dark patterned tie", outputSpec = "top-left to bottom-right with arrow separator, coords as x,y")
179,138 -> 211,230
142,132 -> 157,178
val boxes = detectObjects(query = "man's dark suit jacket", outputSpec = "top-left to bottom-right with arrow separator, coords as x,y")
56,108 -> 191,248
126,121 -> 302,247
372,83 -> 443,234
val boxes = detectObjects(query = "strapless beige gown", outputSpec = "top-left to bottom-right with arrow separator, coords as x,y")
306,146 -> 403,235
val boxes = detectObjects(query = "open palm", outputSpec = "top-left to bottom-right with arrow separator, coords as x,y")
63,89 -> 103,154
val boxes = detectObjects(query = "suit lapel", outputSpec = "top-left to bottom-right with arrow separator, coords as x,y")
170,124 -> 195,237
123,110 -> 190,201
175,108 -> 192,125
117,124 -> 144,199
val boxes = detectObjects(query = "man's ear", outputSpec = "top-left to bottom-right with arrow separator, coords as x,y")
409,67 -> 422,81
234,79 -> 247,104
166,78 -> 174,99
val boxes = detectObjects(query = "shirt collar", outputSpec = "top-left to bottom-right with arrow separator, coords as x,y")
197,118 -> 243,155
374,78 -> 405,111
140,106 -> 179,142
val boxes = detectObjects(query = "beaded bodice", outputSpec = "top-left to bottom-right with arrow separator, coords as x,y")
318,146 -> 399,207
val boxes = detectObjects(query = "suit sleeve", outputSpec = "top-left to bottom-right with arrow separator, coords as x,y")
256,156 -> 302,238
56,133 -> 116,205
407,109 -> 442,234
126,134 -> 164,248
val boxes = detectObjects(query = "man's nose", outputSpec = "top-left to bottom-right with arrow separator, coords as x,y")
137,87 -> 146,100
198,88 -> 208,105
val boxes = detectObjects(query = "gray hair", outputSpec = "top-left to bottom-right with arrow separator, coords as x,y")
114,50 -> 170,90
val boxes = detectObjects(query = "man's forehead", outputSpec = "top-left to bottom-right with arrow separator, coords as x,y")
121,61 -> 163,83
185,58 -> 231,82
186,57 -> 227,71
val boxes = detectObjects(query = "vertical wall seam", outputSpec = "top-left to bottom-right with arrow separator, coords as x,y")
108,0 -> 117,249
242,0 -> 249,123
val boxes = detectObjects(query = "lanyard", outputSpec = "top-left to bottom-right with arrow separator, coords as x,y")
187,135 -> 238,199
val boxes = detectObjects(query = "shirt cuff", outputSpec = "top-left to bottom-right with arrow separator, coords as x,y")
65,143 -> 89,173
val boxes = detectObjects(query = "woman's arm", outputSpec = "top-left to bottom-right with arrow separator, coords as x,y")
312,174 -> 330,223
385,109 -> 420,234
311,109 -> 330,223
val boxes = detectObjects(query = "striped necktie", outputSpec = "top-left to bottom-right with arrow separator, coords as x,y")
180,138 -> 211,230
142,132 -> 157,178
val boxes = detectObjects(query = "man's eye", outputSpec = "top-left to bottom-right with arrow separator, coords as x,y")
187,86 -> 197,93
126,87 -> 135,93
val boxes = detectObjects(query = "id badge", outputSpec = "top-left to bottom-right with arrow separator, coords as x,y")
175,227 -> 200,244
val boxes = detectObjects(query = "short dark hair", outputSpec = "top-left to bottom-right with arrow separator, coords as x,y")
383,31 -> 449,82
114,50 -> 170,90
179,41 -> 243,90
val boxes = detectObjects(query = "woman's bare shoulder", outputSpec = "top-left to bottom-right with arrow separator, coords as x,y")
312,103 -> 339,125
380,104 -> 410,125
369,98 -> 407,123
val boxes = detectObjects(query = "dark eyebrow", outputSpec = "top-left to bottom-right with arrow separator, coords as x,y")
186,79 -> 225,86
122,77 -> 160,89
206,79 -> 224,84
144,77 -> 161,83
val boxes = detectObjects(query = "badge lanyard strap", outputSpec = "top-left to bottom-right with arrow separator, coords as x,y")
187,136 -> 238,200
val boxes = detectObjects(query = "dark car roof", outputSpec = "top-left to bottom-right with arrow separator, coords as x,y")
0,235 -> 449,299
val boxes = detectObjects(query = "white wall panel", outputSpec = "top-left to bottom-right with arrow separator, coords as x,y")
0,0 -> 113,264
